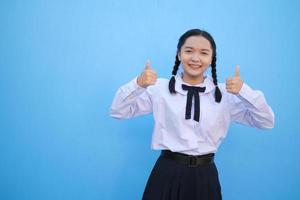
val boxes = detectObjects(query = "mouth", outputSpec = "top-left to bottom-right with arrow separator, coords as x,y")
189,64 -> 202,69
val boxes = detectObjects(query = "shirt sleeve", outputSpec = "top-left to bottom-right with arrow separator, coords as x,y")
109,77 -> 153,119
228,83 -> 275,129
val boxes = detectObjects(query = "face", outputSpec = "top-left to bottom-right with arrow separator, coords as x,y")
178,36 -> 213,83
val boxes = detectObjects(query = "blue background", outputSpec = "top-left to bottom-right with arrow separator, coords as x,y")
1,0 -> 299,199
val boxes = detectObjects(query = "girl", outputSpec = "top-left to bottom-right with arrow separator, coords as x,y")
110,29 -> 274,200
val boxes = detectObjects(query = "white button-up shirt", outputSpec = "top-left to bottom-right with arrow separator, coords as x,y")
110,75 -> 275,155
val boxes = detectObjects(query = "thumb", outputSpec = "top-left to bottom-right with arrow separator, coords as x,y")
145,59 -> 151,70
234,65 -> 240,77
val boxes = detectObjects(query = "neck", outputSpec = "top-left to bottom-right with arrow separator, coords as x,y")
182,74 -> 205,85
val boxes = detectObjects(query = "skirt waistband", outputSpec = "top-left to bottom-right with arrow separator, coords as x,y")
160,150 -> 214,167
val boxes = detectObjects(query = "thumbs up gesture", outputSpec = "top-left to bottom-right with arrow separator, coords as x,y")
226,65 -> 244,94
137,59 -> 157,88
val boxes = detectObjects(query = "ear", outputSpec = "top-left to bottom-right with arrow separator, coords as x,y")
177,51 -> 181,61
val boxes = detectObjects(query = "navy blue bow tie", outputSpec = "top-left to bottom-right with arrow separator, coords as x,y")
182,84 -> 206,122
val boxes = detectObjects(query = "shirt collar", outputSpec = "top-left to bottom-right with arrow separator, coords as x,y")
174,73 -> 215,95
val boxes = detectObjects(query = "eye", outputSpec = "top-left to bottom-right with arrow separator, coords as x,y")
185,50 -> 192,53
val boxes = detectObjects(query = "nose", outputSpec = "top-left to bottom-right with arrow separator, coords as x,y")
191,52 -> 201,62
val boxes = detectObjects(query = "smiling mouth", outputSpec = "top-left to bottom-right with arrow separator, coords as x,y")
189,64 -> 202,69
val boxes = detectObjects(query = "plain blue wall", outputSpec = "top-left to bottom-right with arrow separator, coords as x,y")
1,0 -> 299,199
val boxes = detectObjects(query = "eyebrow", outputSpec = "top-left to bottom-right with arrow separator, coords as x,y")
183,46 -> 211,51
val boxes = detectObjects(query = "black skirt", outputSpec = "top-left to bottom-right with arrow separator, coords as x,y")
142,152 -> 222,200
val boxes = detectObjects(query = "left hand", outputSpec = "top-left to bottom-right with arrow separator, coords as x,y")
226,65 -> 244,94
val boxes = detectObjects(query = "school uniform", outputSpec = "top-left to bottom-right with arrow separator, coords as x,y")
110,73 -> 275,200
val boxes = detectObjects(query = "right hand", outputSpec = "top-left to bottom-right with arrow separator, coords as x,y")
137,60 -> 157,88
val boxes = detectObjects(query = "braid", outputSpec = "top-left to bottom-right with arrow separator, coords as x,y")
211,55 -> 222,102
168,55 -> 180,94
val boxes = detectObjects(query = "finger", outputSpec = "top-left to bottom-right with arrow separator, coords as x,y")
146,75 -> 156,81
150,78 -> 157,84
226,79 -> 234,86
226,77 -> 234,82
230,78 -> 238,85
226,87 -> 236,93
226,83 -> 233,89
144,70 -> 156,77
151,75 -> 158,82
226,87 -> 232,93
145,76 -> 155,82
234,65 -> 240,77
150,73 -> 157,79
226,85 -> 232,90
145,59 -> 151,70
146,78 -> 156,85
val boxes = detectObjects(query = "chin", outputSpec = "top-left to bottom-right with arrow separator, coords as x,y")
187,70 -> 204,77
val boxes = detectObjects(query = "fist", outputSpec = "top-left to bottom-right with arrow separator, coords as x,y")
137,59 -> 157,88
226,65 -> 244,94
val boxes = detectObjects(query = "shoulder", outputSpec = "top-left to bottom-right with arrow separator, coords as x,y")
217,82 -> 237,104
156,77 -> 170,87
149,77 -> 169,88
147,77 -> 170,94
218,82 -> 227,93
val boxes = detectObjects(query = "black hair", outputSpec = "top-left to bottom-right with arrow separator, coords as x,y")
168,29 -> 222,103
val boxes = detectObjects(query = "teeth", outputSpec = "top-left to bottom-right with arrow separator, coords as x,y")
190,64 -> 200,68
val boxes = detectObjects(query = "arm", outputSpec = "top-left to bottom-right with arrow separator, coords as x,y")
110,77 -> 153,119
228,83 -> 275,129
226,66 -> 274,129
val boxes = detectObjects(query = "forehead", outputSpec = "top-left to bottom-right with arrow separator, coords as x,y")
182,36 -> 212,50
